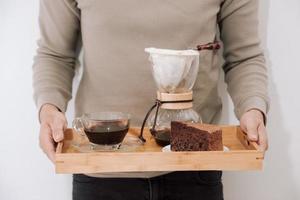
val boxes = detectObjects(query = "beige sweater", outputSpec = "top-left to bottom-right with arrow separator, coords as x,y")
33,0 -> 269,178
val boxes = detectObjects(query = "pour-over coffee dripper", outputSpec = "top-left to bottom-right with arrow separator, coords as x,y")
140,48 -> 201,146
139,42 -> 220,147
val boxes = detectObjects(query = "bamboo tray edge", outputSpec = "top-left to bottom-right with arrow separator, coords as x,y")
55,126 -> 264,174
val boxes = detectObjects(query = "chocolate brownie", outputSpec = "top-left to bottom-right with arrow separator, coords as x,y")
170,121 -> 223,151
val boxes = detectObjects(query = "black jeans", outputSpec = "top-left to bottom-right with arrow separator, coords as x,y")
73,171 -> 223,200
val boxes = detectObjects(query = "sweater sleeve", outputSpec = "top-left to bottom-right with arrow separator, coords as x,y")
218,0 -> 270,120
32,0 -> 81,113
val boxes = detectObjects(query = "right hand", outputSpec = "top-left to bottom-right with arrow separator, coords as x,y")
39,104 -> 67,163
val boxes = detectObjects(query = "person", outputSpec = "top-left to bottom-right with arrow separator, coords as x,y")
33,0 -> 269,199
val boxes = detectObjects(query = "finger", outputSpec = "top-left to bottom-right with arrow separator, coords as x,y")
245,122 -> 259,142
39,123 -> 56,163
50,118 -> 66,142
257,124 -> 268,151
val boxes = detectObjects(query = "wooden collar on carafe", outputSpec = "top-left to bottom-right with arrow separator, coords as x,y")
156,91 -> 193,109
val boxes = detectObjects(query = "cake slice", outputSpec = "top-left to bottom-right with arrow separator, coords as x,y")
170,121 -> 223,151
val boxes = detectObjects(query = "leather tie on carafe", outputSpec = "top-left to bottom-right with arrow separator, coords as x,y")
139,99 -> 194,142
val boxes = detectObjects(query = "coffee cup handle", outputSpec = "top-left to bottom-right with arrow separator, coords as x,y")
72,118 -> 85,136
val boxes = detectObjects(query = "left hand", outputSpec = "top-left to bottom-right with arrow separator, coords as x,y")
240,109 -> 268,152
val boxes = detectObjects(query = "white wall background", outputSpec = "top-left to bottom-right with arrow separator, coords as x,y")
0,0 -> 299,199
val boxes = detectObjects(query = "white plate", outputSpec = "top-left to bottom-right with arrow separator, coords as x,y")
162,145 -> 230,152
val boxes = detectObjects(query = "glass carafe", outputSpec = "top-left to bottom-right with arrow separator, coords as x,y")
141,48 -> 202,146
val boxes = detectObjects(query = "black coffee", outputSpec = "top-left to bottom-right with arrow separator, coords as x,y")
150,129 -> 170,147
85,125 -> 129,145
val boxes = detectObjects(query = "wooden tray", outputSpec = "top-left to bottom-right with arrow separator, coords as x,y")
55,126 -> 264,174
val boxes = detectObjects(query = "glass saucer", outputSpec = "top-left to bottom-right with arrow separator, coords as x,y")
72,135 -> 144,153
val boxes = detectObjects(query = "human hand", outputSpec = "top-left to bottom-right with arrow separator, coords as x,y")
240,109 -> 268,152
39,104 -> 67,163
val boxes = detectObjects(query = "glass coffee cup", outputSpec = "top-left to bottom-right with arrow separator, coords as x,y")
72,112 -> 130,151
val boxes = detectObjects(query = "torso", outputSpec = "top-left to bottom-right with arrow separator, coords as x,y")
75,0 -> 223,125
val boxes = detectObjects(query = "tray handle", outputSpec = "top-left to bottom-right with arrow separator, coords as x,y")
56,142 -> 63,154
236,127 -> 260,151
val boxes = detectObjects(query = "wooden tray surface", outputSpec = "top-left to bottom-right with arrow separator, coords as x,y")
55,126 -> 264,174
